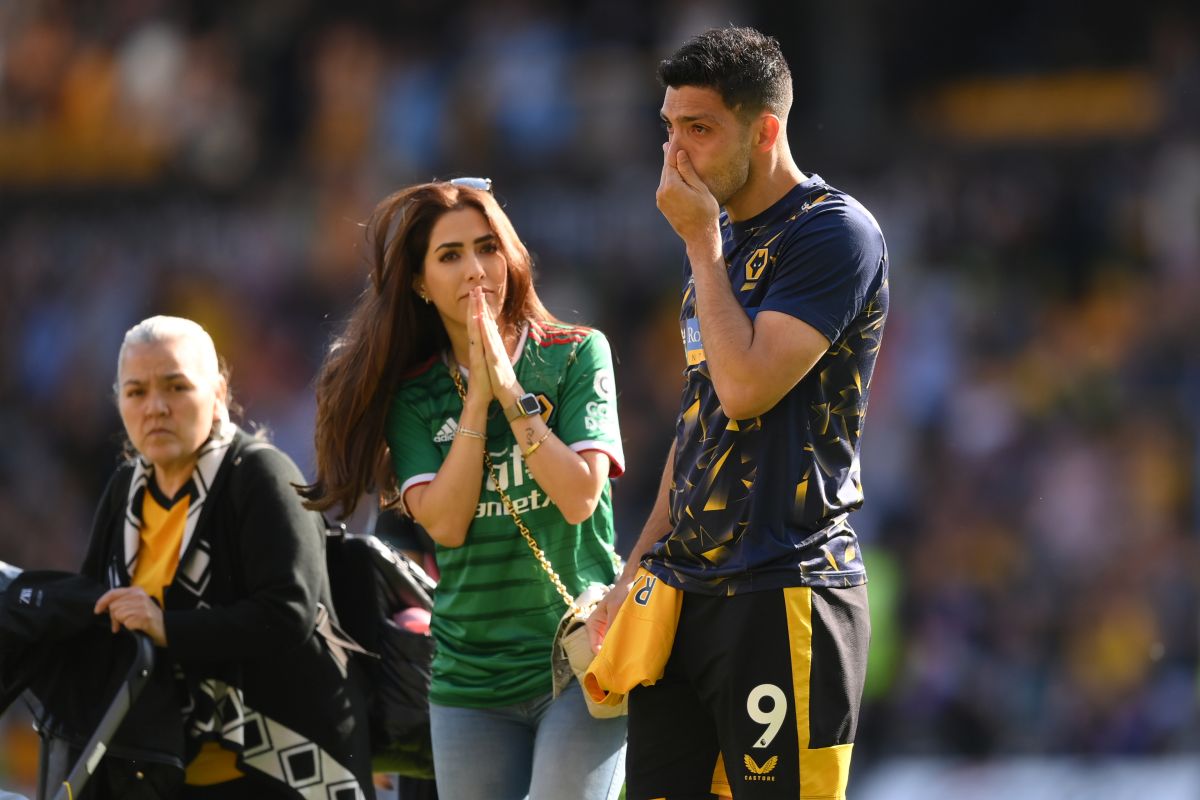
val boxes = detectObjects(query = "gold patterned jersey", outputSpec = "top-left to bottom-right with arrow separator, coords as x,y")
648,176 -> 889,595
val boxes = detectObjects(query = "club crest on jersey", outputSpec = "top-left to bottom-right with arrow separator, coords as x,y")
743,247 -> 770,288
534,393 -> 554,424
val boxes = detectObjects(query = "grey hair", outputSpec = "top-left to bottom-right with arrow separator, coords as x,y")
116,315 -> 230,424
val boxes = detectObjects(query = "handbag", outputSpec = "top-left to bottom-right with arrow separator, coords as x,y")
550,582 -> 625,717
449,368 -> 627,719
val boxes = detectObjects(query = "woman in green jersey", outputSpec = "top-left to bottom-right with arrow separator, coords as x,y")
304,179 -> 627,800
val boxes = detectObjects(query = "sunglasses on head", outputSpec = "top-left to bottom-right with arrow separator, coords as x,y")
448,176 -> 493,193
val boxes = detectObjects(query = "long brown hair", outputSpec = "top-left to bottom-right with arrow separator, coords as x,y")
302,182 -> 557,517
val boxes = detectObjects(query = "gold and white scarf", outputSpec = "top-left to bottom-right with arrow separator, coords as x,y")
119,420 -> 237,589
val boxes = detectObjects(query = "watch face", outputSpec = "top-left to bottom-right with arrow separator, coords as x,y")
519,394 -> 542,415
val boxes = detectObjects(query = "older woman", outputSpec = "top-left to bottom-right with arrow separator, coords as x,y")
87,316 -> 373,799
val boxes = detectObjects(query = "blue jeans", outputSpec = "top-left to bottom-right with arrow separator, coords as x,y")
429,682 -> 626,800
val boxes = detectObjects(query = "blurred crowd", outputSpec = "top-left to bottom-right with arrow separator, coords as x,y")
1,0 -> 1197,789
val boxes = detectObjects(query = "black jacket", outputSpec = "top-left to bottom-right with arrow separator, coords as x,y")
82,429 -> 374,798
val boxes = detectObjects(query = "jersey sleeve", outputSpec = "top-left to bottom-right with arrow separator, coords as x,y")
386,389 -> 444,514
553,331 -> 625,477
757,201 -> 886,345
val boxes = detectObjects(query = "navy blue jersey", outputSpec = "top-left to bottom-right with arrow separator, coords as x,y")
648,176 -> 889,595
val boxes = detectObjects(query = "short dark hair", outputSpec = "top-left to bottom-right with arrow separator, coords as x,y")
657,26 -> 793,120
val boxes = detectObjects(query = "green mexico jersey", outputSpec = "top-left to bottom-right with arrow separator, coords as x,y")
386,322 -> 625,707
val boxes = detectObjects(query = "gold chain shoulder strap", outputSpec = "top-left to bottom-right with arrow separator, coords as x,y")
448,366 -> 583,616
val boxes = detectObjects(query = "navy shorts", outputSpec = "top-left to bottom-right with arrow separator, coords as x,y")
626,584 -> 869,799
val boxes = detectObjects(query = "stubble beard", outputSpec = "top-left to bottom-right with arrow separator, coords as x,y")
706,138 -> 754,208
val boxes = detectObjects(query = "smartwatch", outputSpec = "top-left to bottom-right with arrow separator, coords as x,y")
504,392 -> 542,422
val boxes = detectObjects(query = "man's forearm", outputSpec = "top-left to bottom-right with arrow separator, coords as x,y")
688,247 -> 761,415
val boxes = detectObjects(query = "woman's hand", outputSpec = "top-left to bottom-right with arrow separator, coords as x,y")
94,586 -> 167,647
464,288 -> 494,411
475,287 -> 521,407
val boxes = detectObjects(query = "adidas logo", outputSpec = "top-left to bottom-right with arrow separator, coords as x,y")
433,418 -> 458,443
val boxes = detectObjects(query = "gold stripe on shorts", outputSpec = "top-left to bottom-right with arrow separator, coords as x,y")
785,586 -> 853,798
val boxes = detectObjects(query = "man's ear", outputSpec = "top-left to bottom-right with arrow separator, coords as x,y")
756,114 -> 782,152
